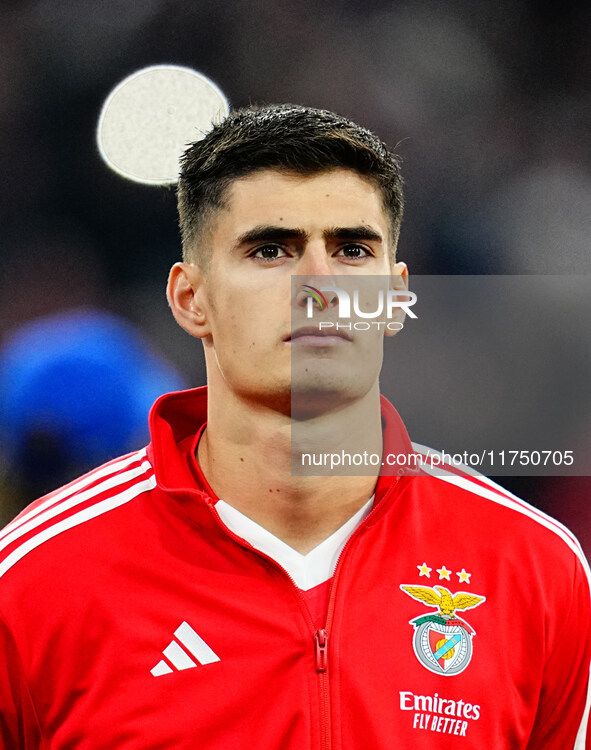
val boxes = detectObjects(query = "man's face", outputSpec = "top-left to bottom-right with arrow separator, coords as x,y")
192,167 -> 405,413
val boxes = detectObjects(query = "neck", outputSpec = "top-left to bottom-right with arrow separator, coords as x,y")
198,380 -> 383,553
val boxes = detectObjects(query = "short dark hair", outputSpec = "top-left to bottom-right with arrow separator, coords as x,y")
177,104 -> 404,262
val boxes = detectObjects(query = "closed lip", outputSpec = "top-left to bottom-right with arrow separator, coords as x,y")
284,326 -> 352,343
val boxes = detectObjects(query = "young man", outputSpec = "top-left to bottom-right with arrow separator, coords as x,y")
0,105 -> 589,749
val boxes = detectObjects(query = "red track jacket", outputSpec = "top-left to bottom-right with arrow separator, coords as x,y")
0,387 -> 589,748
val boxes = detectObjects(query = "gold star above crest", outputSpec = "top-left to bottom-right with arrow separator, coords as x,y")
417,562 -> 432,578
456,568 -> 471,584
436,565 -> 452,581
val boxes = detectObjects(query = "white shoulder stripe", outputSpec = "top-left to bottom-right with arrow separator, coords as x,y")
412,443 -> 485,479
412,442 -> 581,546
0,458 -> 153,555
0,475 -> 157,579
575,662 -> 591,749
415,443 -> 591,745
0,449 -> 148,540
468,472 -> 582,544
419,459 -> 591,582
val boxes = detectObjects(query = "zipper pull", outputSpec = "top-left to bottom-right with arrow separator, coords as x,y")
314,629 -> 328,673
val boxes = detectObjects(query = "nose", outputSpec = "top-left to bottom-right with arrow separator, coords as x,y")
297,242 -> 333,277
294,282 -> 341,312
293,242 -> 340,311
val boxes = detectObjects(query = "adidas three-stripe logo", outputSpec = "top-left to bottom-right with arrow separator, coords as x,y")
151,622 -> 220,676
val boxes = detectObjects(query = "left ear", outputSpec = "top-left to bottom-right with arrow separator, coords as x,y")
385,262 -> 410,337
166,262 -> 212,339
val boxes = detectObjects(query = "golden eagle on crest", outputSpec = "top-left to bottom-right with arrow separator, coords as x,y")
400,585 -> 485,619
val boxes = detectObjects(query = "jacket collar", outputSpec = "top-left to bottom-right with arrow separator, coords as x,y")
147,386 -> 419,502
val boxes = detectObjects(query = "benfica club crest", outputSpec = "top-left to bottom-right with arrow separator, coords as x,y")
400,585 -> 486,676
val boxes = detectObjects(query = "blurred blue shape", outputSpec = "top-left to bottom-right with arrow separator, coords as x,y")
0,308 -> 186,468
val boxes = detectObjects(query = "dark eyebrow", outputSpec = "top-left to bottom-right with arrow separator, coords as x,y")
235,225 -> 309,245
235,224 -> 384,247
324,226 -> 383,243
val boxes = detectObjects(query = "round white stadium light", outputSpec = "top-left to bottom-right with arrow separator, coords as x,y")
97,65 -> 229,185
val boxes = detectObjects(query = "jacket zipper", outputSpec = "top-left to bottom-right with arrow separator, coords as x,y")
314,629 -> 328,672
203,477 -> 401,750
314,628 -> 330,749
323,475 -> 401,628
314,476 -> 402,749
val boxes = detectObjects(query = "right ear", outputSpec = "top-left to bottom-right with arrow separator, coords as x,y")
166,262 -> 212,339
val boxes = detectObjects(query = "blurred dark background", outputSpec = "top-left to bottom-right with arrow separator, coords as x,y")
0,0 -> 589,553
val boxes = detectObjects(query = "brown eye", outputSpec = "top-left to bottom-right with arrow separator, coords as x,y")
338,244 -> 371,259
253,244 -> 285,259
